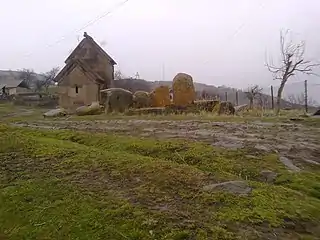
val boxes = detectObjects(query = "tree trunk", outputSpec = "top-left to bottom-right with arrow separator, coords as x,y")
276,81 -> 286,115
249,99 -> 253,109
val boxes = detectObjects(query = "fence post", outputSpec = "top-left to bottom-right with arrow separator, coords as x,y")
271,85 -> 274,109
236,91 -> 239,106
304,80 -> 308,113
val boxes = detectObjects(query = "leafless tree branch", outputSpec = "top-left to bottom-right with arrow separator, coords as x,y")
286,92 -> 318,107
245,85 -> 263,108
35,67 -> 60,92
114,70 -> 124,80
19,68 -> 36,88
265,29 -> 320,115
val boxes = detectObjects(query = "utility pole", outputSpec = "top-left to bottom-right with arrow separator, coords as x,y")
271,85 -> 274,109
225,92 -> 228,102
162,63 -> 165,81
304,80 -> 308,113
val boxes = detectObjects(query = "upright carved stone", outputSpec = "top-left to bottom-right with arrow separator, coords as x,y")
150,86 -> 171,107
133,91 -> 151,108
172,73 -> 196,107
101,88 -> 133,113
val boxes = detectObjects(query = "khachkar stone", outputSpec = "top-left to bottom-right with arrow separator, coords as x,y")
172,73 -> 196,107
150,86 -> 171,107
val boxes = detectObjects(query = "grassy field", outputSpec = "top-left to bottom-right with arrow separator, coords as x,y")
1,125 -> 320,239
0,103 -> 320,239
1,102 -> 317,123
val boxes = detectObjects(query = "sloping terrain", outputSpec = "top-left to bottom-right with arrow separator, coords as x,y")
14,118 -> 320,169
1,125 -> 320,240
1,103 -> 320,239
0,70 -> 45,84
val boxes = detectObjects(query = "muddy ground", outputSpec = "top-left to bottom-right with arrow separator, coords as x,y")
12,118 -> 320,171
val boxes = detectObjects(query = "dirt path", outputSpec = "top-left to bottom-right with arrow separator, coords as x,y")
13,119 -> 320,170
2,109 -> 35,118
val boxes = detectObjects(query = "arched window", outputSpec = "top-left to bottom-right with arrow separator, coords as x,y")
75,85 -> 79,94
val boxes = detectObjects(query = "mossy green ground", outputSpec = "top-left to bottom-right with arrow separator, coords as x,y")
1,124 -> 320,239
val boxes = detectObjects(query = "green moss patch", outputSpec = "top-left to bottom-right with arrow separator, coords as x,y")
0,124 -> 320,239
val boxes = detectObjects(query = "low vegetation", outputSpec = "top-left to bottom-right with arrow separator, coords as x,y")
1,102 -> 318,125
1,123 -> 320,239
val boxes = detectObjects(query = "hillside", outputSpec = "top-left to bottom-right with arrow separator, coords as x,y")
0,70 -> 44,80
0,70 -> 45,89
114,78 -> 310,109
1,70 -> 317,109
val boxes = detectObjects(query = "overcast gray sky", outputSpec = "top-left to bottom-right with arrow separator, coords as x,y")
0,0 -> 319,89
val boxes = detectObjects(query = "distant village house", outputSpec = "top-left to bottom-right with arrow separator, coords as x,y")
55,32 -> 117,109
0,78 -> 30,96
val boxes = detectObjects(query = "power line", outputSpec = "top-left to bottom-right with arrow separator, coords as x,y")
23,0 -> 130,58
77,0 -> 129,32
203,1 -> 266,65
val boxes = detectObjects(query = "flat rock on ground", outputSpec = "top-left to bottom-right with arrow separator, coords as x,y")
203,181 -> 252,195
260,170 -> 278,183
279,156 -> 301,172
43,108 -> 67,118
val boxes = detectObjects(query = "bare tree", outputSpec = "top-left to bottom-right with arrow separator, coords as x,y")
287,93 -> 304,105
309,97 -> 319,107
286,93 -> 318,106
287,94 -> 296,105
245,85 -> 263,108
34,67 -> 60,92
46,67 -> 60,83
201,90 -> 208,100
114,70 -> 124,80
266,29 -> 320,115
34,80 -> 45,93
257,93 -> 269,109
19,68 -> 36,87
